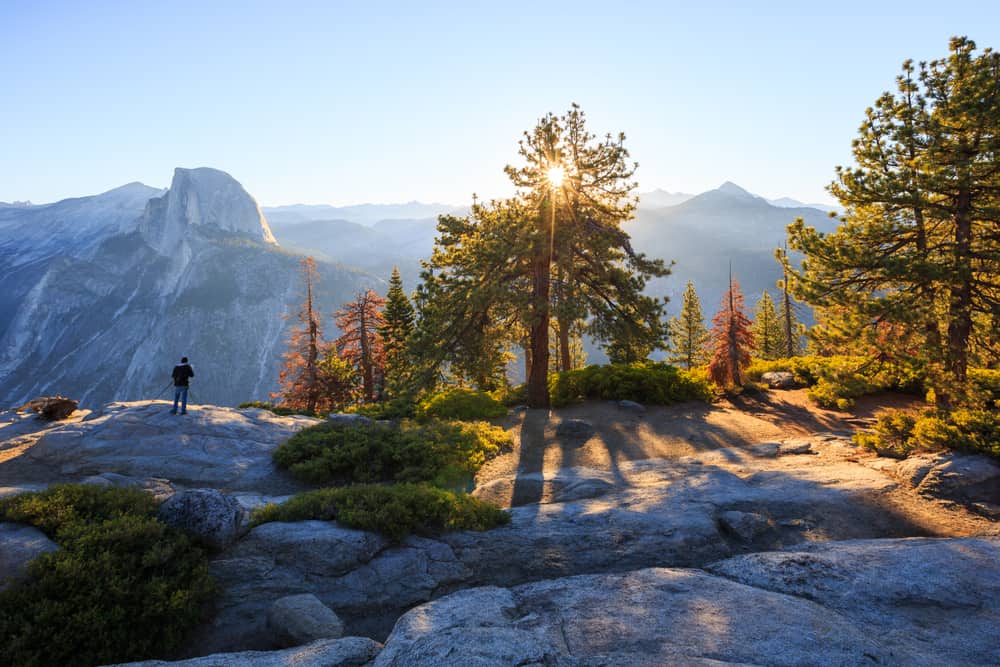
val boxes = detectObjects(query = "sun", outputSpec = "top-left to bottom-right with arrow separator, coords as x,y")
547,166 -> 565,187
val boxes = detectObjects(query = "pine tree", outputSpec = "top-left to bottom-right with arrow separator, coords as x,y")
379,267 -> 415,396
752,291 -> 783,360
415,104 -> 670,406
786,38 -> 1000,404
273,257 -> 324,413
667,281 -> 710,369
775,246 -> 805,357
335,290 -> 386,402
708,272 -> 754,389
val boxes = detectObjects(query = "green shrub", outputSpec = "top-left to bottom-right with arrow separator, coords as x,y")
238,401 -> 316,417
747,355 -> 916,410
0,485 -> 216,667
549,362 -> 712,408
854,410 -> 919,458
491,383 -> 527,406
273,419 -> 512,488
415,388 -> 508,421
348,398 -> 416,420
251,483 -> 510,540
855,408 -> 1000,459
969,369 -> 1000,408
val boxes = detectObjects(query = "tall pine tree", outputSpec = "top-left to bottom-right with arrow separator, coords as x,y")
775,245 -> 805,357
415,106 -> 670,405
709,272 -> 754,389
667,281 -> 710,369
505,105 -> 670,405
786,37 -> 1000,404
752,291 -> 782,360
379,267 -> 415,396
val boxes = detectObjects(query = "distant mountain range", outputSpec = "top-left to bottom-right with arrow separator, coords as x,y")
1,173 -> 841,405
262,202 -> 468,226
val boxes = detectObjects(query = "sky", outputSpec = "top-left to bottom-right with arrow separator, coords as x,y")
2,1 -> 998,208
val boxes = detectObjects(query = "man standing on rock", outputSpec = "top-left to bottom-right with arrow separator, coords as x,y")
170,357 -> 195,415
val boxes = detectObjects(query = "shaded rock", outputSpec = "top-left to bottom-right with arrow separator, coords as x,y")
554,419 -> 594,441
158,489 -> 244,549
81,472 -> 175,501
551,476 -> 616,502
761,371 -> 796,389
917,453 -> 1000,504
717,510 -> 772,542
0,484 -> 47,500
0,523 -> 59,591
616,399 -> 645,413
472,469 -> 616,507
108,636 -> 382,667
893,452 -> 941,487
267,594 -> 344,647
327,413 -> 372,427
2,401 -> 318,493
374,567 -> 903,666
198,452 -> 918,653
747,442 -> 780,458
707,537 -> 1000,666
19,396 -> 79,420
780,438 -> 813,455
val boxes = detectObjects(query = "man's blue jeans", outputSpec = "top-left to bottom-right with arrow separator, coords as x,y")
172,387 -> 189,414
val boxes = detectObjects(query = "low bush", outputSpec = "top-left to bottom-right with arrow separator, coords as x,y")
549,362 -> 712,408
747,355 -> 917,410
251,483 -> 510,540
969,368 -> 1000,409
0,485 -> 216,667
415,388 -> 508,421
273,419 -> 512,488
348,397 -> 416,420
238,400 -> 316,417
855,408 -> 1000,459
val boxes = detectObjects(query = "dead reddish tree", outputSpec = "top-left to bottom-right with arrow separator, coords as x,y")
709,270 -> 754,389
335,289 -> 387,402
273,257 -> 324,413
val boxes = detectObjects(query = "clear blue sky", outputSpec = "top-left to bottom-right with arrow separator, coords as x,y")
2,1 -> 997,207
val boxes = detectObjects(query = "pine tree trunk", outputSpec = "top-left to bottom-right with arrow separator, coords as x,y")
782,263 -> 794,358
728,287 -> 742,386
360,306 -> 373,402
946,189 -> 973,403
305,273 -> 318,414
527,203 -> 553,408
558,316 -> 572,372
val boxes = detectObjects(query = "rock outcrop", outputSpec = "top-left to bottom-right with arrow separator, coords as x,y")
198,439 -> 939,653
157,489 -> 245,549
138,167 -> 277,256
0,402 -> 319,493
372,537 -> 1000,666
267,594 -> 345,648
110,637 -> 381,667
0,523 -> 59,591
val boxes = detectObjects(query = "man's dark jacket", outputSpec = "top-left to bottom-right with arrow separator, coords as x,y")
172,364 -> 194,387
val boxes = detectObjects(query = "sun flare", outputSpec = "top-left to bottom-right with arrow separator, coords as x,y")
547,166 -> 565,187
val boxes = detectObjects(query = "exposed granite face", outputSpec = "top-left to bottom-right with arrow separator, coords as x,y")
0,523 -> 59,591
2,402 -> 319,493
138,167 -> 277,255
373,537 -> 1000,666
106,637 -> 381,667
